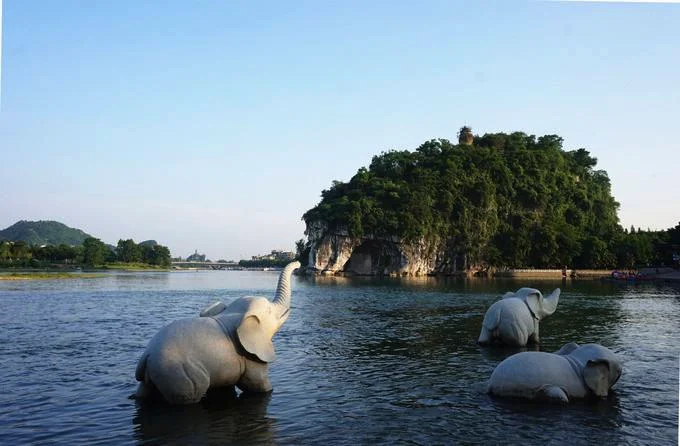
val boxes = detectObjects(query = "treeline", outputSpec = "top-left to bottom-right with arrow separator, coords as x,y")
613,225 -> 679,269
110,239 -> 171,267
302,130 -> 679,270
0,237 -> 171,268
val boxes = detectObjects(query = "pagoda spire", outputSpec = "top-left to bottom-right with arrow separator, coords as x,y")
458,126 -> 474,146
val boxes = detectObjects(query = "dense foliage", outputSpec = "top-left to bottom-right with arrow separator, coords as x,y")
0,237 -> 172,268
0,220 -> 172,268
303,131 -> 678,270
0,220 -> 92,246
115,239 -> 171,267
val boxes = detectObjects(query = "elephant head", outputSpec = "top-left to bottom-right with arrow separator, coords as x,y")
583,359 -> 618,397
205,261 -> 301,363
505,287 -> 560,320
557,342 -> 622,398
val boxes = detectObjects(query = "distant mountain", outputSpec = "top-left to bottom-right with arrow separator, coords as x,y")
138,240 -> 158,247
0,220 -> 94,246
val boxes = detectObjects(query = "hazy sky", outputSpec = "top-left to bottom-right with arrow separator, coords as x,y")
1,1 -> 678,260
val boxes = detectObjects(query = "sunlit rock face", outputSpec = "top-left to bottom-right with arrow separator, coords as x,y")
307,227 -> 361,275
304,221 -> 453,276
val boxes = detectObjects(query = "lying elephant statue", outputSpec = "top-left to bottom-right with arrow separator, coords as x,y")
133,261 -> 301,404
477,287 -> 560,347
487,342 -> 622,403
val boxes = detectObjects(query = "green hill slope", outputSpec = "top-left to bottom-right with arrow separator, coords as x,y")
302,130 -> 622,270
0,220 -> 93,246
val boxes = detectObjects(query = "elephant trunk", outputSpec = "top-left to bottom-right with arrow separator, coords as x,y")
272,261 -> 301,320
539,288 -> 560,318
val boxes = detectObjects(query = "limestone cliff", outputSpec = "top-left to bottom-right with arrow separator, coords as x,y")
304,221 -> 461,276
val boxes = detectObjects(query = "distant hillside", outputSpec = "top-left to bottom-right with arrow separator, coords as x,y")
0,220 -> 93,246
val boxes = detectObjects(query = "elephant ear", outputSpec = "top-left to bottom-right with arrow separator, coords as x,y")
200,301 -> 226,317
555,342 -> 579,356
236,314 -> 276,363
584,360 -> 611,397
524,291 -> 542,319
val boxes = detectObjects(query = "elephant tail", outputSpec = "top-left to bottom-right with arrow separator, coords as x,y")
135,352 -> 149,382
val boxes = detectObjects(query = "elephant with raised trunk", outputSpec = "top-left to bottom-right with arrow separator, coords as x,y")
478,287 -> 560,347
134,261 -> 301,405
488,342 -> 622,403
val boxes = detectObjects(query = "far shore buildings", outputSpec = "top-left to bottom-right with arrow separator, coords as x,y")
251,250 -> 295,261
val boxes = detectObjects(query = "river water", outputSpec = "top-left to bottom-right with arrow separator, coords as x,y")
0,271 -> 678,445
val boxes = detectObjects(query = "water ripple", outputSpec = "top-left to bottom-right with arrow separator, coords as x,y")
0,274 -> 678,444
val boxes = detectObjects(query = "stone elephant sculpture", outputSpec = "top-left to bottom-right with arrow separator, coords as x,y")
488,342 -> 622,403
134,261 -> 301,404
477,287 -> 560,347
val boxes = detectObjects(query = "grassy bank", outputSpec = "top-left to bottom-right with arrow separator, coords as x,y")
0,272 -> 107,280
99,262 -> 171,271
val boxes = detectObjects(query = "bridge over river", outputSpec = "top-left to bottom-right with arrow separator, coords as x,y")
171,261 -> 240,270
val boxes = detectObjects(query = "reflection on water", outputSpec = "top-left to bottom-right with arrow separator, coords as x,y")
133,392 -> 274,445
0,271 -> 677,444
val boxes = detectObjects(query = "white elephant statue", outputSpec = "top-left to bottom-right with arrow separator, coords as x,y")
477,287 -> 560,347
134,261 -> 301,404
487,342 -> 622,403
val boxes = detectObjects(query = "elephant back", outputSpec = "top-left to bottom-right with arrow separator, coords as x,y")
489,352 -> 578,397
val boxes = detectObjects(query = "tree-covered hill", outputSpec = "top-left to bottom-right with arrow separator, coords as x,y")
302,130 -> 632,270
0,220 -> 93,246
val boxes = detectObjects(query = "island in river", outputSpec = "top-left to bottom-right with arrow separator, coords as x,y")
298,128 -> 680,276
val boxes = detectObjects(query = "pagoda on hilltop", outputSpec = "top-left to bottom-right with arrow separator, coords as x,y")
186,249 -> 206,262
458,126 -> 474,146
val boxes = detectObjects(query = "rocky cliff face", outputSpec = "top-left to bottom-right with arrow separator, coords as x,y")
304,221 -> 458,276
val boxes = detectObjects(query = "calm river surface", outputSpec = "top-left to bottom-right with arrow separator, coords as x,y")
0,271 -> 678,445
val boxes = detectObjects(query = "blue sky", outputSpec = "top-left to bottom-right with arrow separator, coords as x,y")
1,0 -> 678,260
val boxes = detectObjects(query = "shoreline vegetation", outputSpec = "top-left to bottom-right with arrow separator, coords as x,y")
0,235 -> 172,271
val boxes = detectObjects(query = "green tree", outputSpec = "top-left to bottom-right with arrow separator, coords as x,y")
149,245 -> 171,267
116,239 -> 141,263
11,241 -> 32,262
668,222 -> 680,245
295,239 -> 307,261
82,237 -> 108,266
0,241 -> 11,264
139,244 -> 154,264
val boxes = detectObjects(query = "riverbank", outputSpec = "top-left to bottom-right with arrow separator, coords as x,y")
600,267 -> 680,283
99,262 -> 171,272
0,272 -> 107,280
0,262 -> 171,273
303,266 -> 680,283
0,262 -> 169,279
493,268 -> 608,279
653,270 -> 680,281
